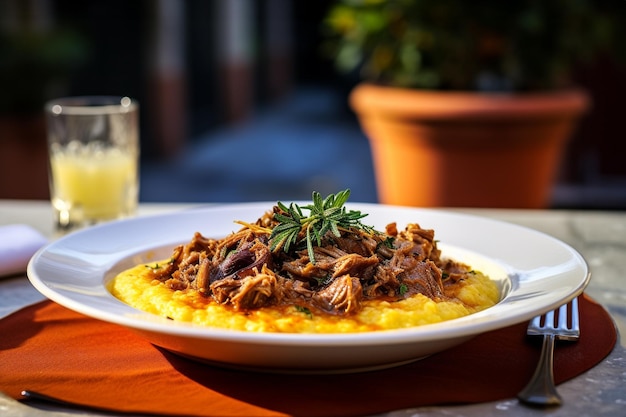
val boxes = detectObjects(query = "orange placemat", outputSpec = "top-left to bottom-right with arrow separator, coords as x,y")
0,294 -> 616,417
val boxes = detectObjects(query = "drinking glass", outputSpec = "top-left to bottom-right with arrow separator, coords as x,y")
45,96 -> 139,233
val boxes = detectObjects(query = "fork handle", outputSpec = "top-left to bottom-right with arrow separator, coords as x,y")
517,334 -> 562,406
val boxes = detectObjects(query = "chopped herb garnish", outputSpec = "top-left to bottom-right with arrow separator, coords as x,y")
314,274 -> 334,287
295,305 -> 313,319
398,283 -> 409,296
269,189 -> 376,263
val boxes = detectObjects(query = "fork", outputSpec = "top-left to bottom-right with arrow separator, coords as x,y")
517,297 -> 580,406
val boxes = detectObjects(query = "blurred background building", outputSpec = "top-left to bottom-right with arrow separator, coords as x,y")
1,0 -> 625,208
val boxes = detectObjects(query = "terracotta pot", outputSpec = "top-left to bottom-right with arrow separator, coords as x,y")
350,83 -> 590,208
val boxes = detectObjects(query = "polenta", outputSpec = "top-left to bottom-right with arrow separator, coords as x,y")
109,261 -> 498,333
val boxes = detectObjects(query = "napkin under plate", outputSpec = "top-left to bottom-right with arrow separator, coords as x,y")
0,224 -> 47,278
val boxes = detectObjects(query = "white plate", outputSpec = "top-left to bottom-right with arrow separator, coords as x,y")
27,203 -> 590,373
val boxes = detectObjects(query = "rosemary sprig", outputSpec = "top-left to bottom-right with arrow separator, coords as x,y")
269,189 -> 375,263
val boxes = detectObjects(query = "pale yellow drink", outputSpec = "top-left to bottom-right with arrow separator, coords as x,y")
45,96 -> 139,232
50,148 -> 138,222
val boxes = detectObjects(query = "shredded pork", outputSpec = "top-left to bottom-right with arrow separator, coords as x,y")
150,206 -> 473,315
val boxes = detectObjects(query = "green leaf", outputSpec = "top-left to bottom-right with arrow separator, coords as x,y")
268,189 -> 377,264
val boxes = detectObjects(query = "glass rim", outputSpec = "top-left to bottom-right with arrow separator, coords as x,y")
45,96 -> 138,115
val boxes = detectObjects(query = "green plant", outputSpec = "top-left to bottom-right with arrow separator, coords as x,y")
323,0 -> 619,92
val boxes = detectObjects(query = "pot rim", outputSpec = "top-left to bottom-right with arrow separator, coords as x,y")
349,83 -> 590,120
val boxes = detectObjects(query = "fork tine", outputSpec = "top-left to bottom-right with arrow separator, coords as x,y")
570,297 -> 579,332
545,309 -> 555,328
557,303 -> 569,328
531,315 -> 542,328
